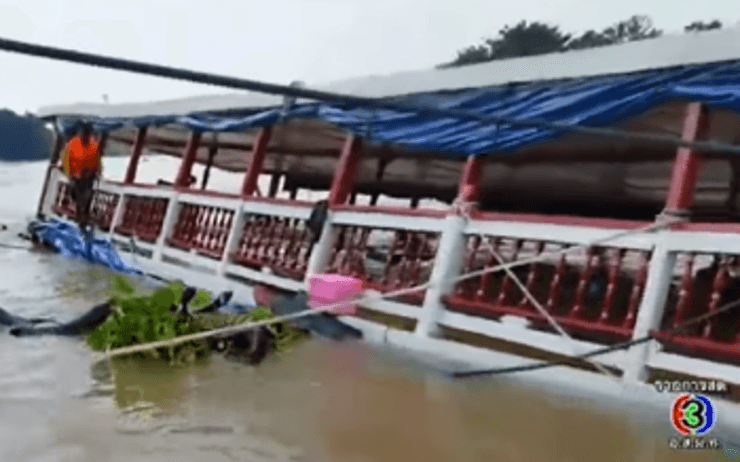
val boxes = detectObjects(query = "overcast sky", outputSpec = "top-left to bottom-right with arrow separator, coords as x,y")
1,0 -> 738,115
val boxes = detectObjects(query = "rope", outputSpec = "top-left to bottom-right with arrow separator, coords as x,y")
98,218 -> 676,359
2,37 -> 740,156
482,241 -> 618,378
451,297 -> 740,378
0,242 -> 30,250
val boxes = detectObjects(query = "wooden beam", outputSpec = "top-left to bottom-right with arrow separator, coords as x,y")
98,132 -> 109,157
664,103 -> 709,213
174,131 -> 202,187
201,141 -> 218,189
123,127 -> 148,184
328,135 -> 363,206
457,155 -> 484,202
268,173 -> 281,198
36,128 -> 66,218
241,127 -> 272,196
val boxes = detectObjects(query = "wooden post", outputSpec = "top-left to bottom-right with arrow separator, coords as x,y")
36,127 -> 66,218
328,135 -> 363,206
174,131 -> 202,188
623,242 -> 676,383
98,132 -> 109,158
416,214 -> 467,338
201,142 -> 217,190
241,127 -> 272,196
663,102 -> 709,215
123,127 -> 148,184
268,173 -> 281,198
458,155 -> 485,202
370,192 -> 380,206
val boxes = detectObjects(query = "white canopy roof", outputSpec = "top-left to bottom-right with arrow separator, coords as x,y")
38,27 -> 740,119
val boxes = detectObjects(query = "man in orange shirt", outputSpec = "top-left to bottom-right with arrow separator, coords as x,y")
60,123 -> 102,232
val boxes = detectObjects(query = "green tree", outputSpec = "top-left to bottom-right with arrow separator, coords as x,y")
600,15 -> 662,44
441,15 -> 726,69
684,20 -> 722,32
440,21 -> 570,68
487,21 -> 571,60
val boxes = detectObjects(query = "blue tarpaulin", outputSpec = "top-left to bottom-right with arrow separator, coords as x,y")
29,219 -> 142,275
29,219 -> 251,313
58,61 -> 740,157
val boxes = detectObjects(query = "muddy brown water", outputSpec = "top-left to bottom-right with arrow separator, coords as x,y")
0,160 -> 732,462
1,225 -> 732,462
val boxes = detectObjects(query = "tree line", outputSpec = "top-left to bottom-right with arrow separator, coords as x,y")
0,110 -> 53,161
440,15 -> 723,68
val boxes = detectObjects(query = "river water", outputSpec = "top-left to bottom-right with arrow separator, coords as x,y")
0,158 -> 729,461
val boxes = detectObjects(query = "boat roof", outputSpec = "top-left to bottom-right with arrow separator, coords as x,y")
38,26 -> 740,119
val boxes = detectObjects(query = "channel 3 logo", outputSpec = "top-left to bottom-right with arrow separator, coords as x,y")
671,394 -> 716,436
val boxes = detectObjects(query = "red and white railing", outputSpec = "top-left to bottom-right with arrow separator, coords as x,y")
39,172 -> 740,385
38,102 -> 740,386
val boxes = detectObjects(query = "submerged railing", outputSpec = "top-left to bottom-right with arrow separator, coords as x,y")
41,166 -> 740,387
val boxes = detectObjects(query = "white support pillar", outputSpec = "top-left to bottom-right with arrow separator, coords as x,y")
152,193 -> 181,263
415,214 -> 467,338
41,167 -> 61,217
107,189 -> 126,240
622,240 -> 676,384
304,212 -> 339,285
218,205 -> 247,277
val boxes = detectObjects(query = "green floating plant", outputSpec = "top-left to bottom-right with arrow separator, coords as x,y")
87,276 -> 308,364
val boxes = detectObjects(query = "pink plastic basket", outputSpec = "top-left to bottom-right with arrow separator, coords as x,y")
307,274 -> 363,316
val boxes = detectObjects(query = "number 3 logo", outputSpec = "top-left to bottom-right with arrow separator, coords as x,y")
671,394 -> 715,436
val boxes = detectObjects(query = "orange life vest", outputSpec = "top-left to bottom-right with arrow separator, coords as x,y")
62,136 -> 101,179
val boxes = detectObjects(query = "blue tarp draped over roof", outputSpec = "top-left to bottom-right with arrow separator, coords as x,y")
59,61 -> 740,157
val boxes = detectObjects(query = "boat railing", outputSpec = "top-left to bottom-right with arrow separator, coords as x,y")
43,173 -> 740,385
40,100 -> 740,386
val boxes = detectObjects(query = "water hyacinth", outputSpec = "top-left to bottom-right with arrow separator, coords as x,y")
86,276 -> 308,365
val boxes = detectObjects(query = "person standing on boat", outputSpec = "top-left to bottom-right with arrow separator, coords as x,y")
60,122 -> 102,232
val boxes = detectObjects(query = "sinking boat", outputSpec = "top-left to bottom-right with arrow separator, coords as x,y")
30,26 -> 740,428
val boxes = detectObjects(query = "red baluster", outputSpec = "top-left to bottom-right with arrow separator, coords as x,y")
172,203 -> 188,244
622,250 -> 650,329
267,217 -> 286,267
347,228 -> 368,278
208,207 -> 220,254
131,197 -> 145,237
545,247 -> 569,312
457,235 -> 482,296
195,205 -> 206,250
217,208 -> 231,254
569,247 -> 598,319
703,256 -> 730,339
599,249 -> 625,324
326,225 -> 345,273
518,241 -> 546,310
218,210 -> 234,256
671,253 -> 696,329
282,218 -> 302,270
380,230 -> 403,286
195,206 -> 208,251
263,216 -> 283,264
185,204 -> 200,246
294,223 -> 312,273
394,232 -> 417,288
408,233 -> 430,287
496,239 -> 523,306
475,237 -> 501,302
340,227 -> 357,276
155,199 -> 168,237
234,216 -> 255,259
243,216 -> 263,261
